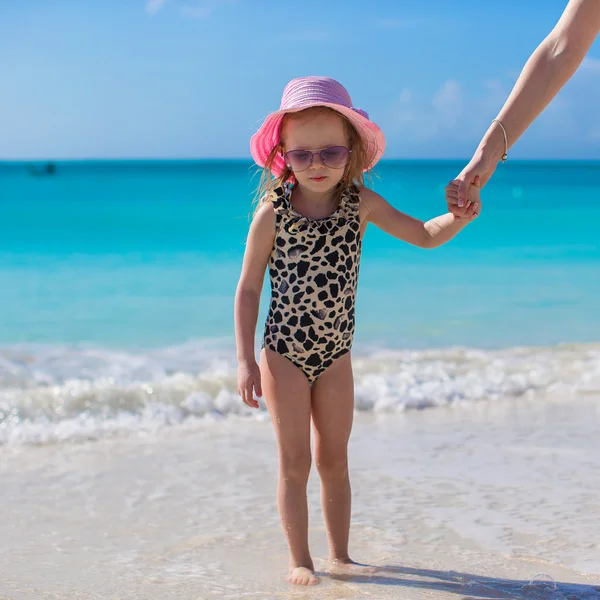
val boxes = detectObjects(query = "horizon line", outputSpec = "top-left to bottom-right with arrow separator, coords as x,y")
2,157 -> 600,164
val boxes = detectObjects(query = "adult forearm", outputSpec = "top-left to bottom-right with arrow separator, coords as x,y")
234,288 -> 261,361
477,33 -> 586,164
451,0 -> 599,211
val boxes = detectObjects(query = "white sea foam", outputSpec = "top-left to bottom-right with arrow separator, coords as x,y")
1,341 -> 599,445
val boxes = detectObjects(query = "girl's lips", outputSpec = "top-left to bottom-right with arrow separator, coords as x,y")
310,176 -> 327,182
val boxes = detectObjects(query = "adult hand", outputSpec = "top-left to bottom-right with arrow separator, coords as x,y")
447,152 -> 497,219
445,176 -> 481,219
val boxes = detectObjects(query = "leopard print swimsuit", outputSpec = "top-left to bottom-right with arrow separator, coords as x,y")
262,183 -> 362,384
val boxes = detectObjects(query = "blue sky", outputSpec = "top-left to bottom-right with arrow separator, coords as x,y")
1,0 -> 599,160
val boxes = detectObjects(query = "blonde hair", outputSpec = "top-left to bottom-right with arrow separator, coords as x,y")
251,106 -> 372,217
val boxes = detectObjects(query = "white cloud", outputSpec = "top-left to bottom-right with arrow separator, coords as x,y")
398,89 -> 412,103
580,56 -> 600,73
146,0 -> 168,15
432,80 -> 463,126
390,79 -> 510,143
391,79 -> 474,142
485,79 -> 504,92
147,0 -> 237,18
388,64 -> 600,155
530,85 -> 582,140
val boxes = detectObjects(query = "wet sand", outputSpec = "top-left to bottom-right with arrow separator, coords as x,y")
1,393 -> 599,599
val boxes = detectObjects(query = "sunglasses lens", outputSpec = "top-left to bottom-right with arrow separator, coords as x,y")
320,146 -> 349,168
285,150 -> 312,172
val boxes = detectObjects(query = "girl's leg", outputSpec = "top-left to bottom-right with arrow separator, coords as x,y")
311,352 -> 376,573
260,348 -> 318,586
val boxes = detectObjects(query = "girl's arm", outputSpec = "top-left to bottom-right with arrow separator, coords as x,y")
362,183 -> 480,249
234,202 -> 275,407
452,0 -> 600,211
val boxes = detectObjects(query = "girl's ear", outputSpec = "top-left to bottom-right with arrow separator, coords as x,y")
278,144 -> 291,168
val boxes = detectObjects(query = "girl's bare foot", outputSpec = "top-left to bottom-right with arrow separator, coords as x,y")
287,566 -> 319,585
329,557 -> 377,574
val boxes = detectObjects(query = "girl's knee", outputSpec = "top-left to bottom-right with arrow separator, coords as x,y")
315,455 -> 348,481
280,450 -> 312,480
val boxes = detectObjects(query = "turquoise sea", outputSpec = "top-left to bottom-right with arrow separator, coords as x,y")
1,160 -> 599,443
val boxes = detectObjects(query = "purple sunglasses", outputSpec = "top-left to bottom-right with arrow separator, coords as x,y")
283,146 -> 351,172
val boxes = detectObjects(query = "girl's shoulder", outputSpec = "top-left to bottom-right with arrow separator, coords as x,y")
353,186 -> 388,221
254,197 -> 277,220
250,198 -> 277,240
354,184 -> 374,198
355,185 -> 382,203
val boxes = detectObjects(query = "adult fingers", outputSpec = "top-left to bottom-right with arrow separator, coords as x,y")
457,171 -> 476,208
444,179 -> 461,191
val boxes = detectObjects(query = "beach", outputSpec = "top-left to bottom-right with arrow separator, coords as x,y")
1,390 -> 599,599
1,160 -> 599,598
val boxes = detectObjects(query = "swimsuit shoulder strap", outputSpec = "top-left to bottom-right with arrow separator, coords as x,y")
340,183 -> 361,217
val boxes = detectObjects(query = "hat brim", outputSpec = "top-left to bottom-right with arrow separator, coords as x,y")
250,103 -> 386,178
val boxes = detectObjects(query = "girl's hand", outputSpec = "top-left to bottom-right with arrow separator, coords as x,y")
237,359 -> 262,409
445,176 -> 481,219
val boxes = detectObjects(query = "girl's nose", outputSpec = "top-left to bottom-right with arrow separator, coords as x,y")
310,152 -> 324,169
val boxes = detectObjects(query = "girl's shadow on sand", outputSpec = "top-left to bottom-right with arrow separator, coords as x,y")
327,565 -> 600,600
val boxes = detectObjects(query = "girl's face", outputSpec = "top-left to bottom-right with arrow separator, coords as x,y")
282,111 -> 350,194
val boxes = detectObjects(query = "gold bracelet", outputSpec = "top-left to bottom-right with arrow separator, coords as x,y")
492,119 -> 508,162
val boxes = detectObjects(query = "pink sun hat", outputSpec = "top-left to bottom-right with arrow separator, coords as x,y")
250,76 -> 386,178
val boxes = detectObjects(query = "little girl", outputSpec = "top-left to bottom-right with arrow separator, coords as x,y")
234,76 -> 481,586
